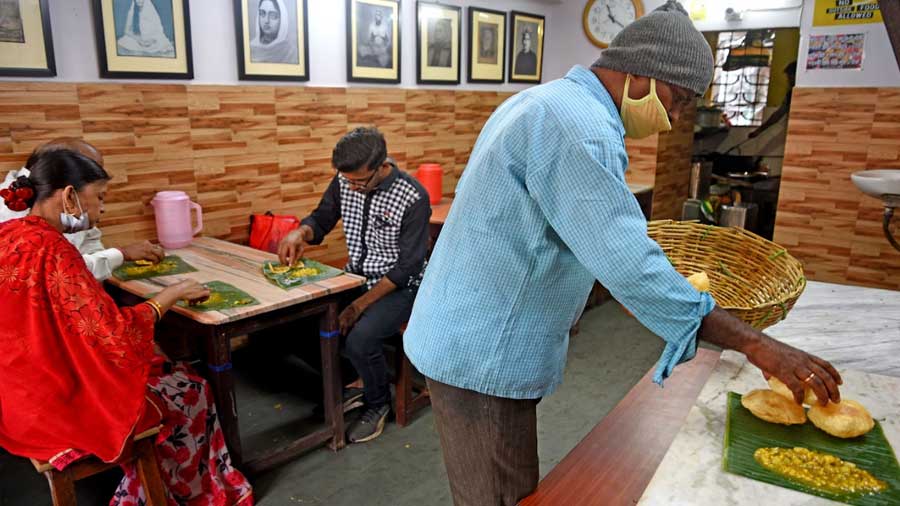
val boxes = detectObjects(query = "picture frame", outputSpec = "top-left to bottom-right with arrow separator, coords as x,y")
91,0 -> 194,79
0,0 -> 56,77
347,0 -> 401,84
467,6 -> 506,84
416,1 -> 460,85
234,0 -> 309,81
508,10 -> 544,84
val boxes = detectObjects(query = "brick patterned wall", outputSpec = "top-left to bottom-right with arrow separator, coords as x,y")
774,87 -> 900,290
650,105 -> 696,220
0,82 -> 519,266
0,81 -> 677,267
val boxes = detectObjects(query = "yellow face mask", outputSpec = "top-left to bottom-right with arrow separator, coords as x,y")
620,75 -> 672,139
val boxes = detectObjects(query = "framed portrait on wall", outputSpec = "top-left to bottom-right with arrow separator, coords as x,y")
91,0 -> 194,79
467,6 -> 505,84
508,11 -> 544,84
416,1 -> 460,85
0,0 -> 56,77
347,0 -> 400,84
234,0 -> 309,81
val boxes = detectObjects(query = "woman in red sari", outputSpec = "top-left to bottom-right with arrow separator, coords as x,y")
0,149 -> 253,506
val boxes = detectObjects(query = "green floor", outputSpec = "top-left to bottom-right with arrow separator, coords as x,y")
0,302 -> 667,506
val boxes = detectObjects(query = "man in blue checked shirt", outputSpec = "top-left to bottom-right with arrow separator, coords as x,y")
404,2 -> 842,505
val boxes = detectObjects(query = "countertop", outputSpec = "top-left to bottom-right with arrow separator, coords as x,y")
638,281 -> 900,505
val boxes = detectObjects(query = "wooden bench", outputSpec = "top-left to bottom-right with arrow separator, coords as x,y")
30,426 -> 167,506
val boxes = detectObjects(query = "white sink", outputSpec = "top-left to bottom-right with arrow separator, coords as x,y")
851,170 -> 900,200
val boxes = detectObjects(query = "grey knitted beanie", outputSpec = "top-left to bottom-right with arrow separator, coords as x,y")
591,0 -> 714,95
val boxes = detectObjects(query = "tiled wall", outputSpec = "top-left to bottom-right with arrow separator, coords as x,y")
0,83 -> 514,266
774,87 -> 900,290
0,82 -> 674,266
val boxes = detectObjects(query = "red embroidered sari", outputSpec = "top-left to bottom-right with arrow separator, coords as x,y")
0,217 -> 253,506
0,216 -> 156,465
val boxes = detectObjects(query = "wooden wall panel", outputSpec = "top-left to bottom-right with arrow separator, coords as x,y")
651,106 -> 696,220
775,87 -> 900,290
624,135 -> 658,187
0,82 -> 666,269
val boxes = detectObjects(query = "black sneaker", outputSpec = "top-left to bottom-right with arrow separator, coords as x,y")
347,404 -> 390,443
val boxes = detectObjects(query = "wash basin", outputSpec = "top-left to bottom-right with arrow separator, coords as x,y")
851,170 -> 900,200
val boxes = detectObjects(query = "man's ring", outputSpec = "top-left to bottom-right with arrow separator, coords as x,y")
802,372 -> 816,383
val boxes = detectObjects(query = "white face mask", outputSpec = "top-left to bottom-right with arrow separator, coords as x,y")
620,75 -> 673,139
60,187 -> 90,234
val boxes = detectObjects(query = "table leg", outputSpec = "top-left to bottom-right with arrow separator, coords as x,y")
204,326 -> 243,466
319,301 -> 345,451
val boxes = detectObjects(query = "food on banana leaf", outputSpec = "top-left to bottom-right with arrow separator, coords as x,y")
808,399 -> 875,439
741,389 -> 807,425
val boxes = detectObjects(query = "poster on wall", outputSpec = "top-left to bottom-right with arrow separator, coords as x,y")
467,6 -> 505,84
806,33 -> 865,70
416,1 -> 460,85
508,11 -> 545,84
347,0 -> 401,84
234,0 -> 309,81
813,0 -> 882,27
0,0 -> 55,77
92,0 -> 194,79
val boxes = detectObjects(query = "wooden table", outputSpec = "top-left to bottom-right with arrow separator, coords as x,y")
429,197 -> 452,247
106,237 -> 366,473
520,348 -> 721,506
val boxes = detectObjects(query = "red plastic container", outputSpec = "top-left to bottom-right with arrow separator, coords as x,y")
416,163 -> 443,205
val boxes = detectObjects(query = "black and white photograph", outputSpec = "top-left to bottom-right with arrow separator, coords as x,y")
416,1 -> 459,84
113,0 -> 176,58
347,0 -> 400,83
478,22 -> 498,64
0,0 -> 25,43
249,0 -> 298,64
0,0 -> 55,77
509,10 -> 544,83
357,2 -> 393,69
467,6 -> 505,84
427,17 -> 452,67
234,0 -> 308,81
92,0 -> 193,79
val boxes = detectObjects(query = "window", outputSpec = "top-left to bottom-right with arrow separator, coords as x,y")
710,30 -> 775,127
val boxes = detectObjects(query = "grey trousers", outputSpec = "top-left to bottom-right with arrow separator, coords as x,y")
426,378 -> 540,506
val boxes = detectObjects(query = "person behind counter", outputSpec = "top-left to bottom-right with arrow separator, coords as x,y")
403,3 -> 842,505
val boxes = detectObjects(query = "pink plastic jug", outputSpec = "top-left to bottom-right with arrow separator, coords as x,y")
150,191 -> 203,249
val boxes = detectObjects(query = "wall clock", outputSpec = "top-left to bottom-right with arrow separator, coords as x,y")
583,0 -> 644,49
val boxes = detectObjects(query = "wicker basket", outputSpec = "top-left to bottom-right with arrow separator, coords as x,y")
647,220 -> 806,330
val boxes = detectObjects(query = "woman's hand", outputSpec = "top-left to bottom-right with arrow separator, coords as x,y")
151,280 -> 210,315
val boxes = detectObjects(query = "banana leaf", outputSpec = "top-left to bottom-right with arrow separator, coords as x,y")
261,260 -> 344,289
174,281 -> 258,312
723,392 -> 900,505
113,255 -> 197,281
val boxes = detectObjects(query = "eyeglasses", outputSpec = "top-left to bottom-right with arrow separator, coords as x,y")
340,168 -> 379,189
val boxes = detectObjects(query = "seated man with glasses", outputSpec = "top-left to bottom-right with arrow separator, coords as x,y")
278,127 -> 431,443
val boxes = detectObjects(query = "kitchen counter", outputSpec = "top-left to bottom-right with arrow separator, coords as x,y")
638,281 -> 900,505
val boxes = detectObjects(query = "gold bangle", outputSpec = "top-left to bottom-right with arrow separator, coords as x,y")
145,299 -> 163,321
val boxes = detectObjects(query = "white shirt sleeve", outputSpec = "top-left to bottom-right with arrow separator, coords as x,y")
65,227 -> 125,281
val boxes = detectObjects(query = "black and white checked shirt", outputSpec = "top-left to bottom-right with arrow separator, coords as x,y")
301,164 -> 431,290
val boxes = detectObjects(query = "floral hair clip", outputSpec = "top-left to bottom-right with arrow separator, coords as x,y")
0,181 -> 34,212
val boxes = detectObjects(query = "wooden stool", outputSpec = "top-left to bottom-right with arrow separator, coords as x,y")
30,426 -> 167,506
393,325 -> 430,427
